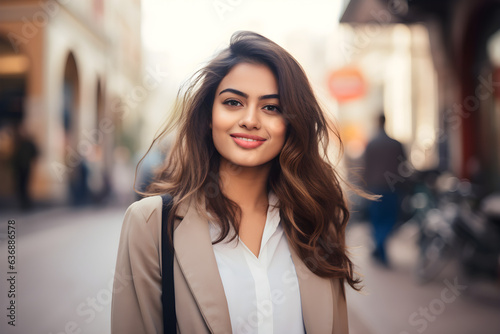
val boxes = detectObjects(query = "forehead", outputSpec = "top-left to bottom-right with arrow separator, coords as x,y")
217,62 -> 278,94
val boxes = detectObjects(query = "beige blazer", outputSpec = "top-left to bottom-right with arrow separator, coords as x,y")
111,196 -> 349,334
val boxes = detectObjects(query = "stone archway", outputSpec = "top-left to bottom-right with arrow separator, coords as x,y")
62,52 -> 87,205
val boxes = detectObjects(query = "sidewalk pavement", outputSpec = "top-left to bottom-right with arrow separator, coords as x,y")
346,221 -> 500,334
0,205 -> 127,334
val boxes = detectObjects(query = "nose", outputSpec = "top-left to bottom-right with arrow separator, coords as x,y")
238,106 -> 260,130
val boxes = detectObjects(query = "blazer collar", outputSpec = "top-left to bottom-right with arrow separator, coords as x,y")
173,198 -> 335,334
173,198 -> 232,334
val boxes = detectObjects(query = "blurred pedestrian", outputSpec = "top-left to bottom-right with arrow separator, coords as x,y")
69,157 -> 90,206
111,31 -> 369,334
11,124 -> 38,210
363,113 -> 406,266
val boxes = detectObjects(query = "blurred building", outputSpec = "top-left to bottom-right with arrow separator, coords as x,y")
340,0 -> 500,194
329,22 -> 438,172
0,0 -> 143,205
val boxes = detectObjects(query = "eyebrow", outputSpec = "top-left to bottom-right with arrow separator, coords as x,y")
219,88 -> 279,100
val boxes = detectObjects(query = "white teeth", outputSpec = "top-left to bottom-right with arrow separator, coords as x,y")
235,137 -> 258,142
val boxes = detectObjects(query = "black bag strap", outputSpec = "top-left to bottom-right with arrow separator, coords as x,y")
161,194 -> 176,334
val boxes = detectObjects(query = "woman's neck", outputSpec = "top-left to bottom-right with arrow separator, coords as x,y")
218,159 -> 270,212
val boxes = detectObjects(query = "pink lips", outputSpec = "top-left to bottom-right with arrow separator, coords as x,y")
230,133 -> 266,149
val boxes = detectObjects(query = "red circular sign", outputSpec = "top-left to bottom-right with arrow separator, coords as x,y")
327,67 -> 366,102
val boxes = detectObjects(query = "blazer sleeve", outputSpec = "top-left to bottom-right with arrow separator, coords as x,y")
331,278 -> 349,334
111,199 -> 163,334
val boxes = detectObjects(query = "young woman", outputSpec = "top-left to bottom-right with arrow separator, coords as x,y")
111,31 -> 361,334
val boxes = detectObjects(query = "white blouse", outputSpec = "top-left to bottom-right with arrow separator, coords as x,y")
209,193 -> 305,334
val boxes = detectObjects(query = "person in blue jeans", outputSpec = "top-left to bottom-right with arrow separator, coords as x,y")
363,114 -> 406,266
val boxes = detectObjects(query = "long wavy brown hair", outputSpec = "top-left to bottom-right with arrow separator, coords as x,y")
139,31 -> 367,291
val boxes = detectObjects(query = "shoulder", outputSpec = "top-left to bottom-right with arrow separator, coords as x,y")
124,195 -> 163,223
120,196 -> 163,247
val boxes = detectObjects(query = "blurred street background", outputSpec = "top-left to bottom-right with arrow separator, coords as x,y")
1,0 -> 500,333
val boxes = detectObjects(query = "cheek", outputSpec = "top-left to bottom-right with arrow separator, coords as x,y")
270,117 -> 287,146
211,107 -> 232,144
211,108 -> 226,134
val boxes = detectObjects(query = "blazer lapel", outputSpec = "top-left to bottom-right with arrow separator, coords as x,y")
173,200 -> 232,334
290,249 -> 334,334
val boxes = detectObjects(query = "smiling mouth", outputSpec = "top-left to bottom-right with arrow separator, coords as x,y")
232,136 -> 260,142
230,133 -> 266,140
230,134 -> 266,149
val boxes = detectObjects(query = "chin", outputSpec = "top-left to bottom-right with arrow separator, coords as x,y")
232,159 -> 273,168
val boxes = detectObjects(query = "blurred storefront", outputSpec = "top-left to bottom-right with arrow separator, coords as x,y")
330,22 -> 438,172
0,0 -> 143,206
339,0 -> 500,194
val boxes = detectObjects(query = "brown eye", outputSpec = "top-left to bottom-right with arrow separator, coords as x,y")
263,105 -> 281,113
223,99 -> 242,107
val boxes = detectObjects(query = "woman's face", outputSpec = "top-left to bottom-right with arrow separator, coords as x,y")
212,62 -> 287,168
